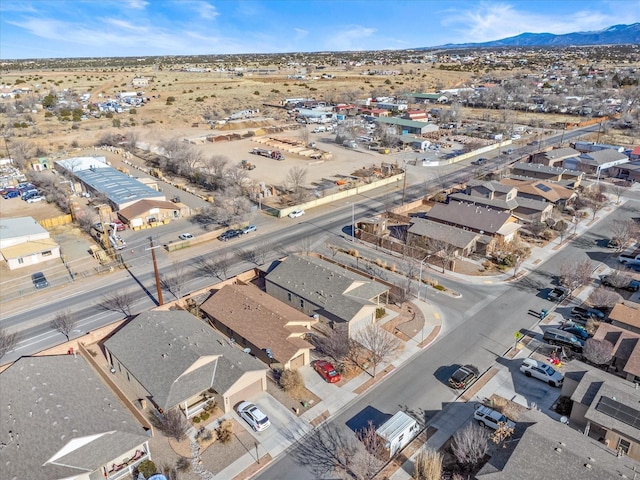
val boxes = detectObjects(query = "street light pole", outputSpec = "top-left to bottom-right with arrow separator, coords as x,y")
417,255 -> 430,301
351,203 -> 355,242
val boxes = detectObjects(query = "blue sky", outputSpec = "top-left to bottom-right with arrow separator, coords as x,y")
2,0 -> 640,59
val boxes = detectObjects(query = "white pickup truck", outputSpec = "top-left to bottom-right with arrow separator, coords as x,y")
618,252 -> 640,264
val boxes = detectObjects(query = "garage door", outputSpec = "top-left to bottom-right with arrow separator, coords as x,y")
290,353 -> 305,370
227,379 -> 264,411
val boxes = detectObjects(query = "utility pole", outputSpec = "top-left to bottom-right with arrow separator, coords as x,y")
401,165 -> 407,206
148,237 -> 164,306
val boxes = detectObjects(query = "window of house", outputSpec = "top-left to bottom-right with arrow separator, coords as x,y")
299,299 -> 304,308
17,258 -> 24,264
42,250 -> 52,257
287,292 -> 292,302
618,438 -> 631,455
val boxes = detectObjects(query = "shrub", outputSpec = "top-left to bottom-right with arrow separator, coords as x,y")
193,416 -> 201,423
433,284 -> 446,291
253,90 -> 260,95
200,412 -> 210,421
176,456 -> 191,472
137,460 -> 157,478
279,369 -> 303,392
348,248 -> 359,257
389,263 -> 396,272
555,396 -> 573,416
414,449 -> 442,480
216,419 -> 234,444
129,108 -> 137,114
375,307 -> 386,319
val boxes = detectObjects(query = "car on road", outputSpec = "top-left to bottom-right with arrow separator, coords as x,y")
472,157 -> 487,166
448,364 -> 479,389
31,272 -> 49,289
178,233 -> 194,240
473,404 -> 516,431
26,195 -> 45,203
218,229 -> 243,242
241,225 -> 257,235
314,360 -> 341,383
560,324 -> 590,340
288,209 -> 305,218
547,286 -> 570,302
519,358 -> 564,387
236,401 -> 271,432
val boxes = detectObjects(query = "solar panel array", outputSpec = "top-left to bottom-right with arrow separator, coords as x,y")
596,396 -> 640,429
535,183 -> 552,192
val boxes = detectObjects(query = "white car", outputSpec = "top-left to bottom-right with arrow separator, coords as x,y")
473,405 -> 516,431
242,225 -> 257,235
178,233 -> 194,240
26,195 -> 45,203
236,401 -> 271,432
288,209 -> 305,218
519,358 -> 563,387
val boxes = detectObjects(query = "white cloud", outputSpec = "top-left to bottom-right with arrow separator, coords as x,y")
294,28 -> 308,37
102,18 -> 143,31
125,0 -> 148,9
0,1 -> 37,13
325,25 -> 376,51
442,1 -> 634,43
187,1 -> 219,20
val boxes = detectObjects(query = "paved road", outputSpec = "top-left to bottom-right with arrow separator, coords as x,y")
254,201 -> 637,480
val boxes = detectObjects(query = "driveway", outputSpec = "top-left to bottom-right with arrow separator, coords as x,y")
299,363 -> 357,414
233,391 -> 312,457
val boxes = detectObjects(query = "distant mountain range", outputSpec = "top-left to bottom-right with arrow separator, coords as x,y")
422,23 -> 640,49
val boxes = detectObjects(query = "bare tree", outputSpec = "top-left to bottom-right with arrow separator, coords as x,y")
427,238 -> 457,273
148,409 -> 190,442
299,125 -> 310,146
254,241 -> 274,266
285,166 -> 308,203
611,220 -> 637,252
50,310 -> 77,341
414,449 -> 443,480
290,422 -> 357,478
451,423 -> 490,470
161,262 -> 186,299
0,328 -> 19,360
588,287 -> 623,310
309,329 -> 351,363
555,219 -> 568,243
97,290 -> 134,317
609,182 -> 626,204
354,325 -> 401,377
559,260 -> 594,291
583,338 -> 614,365
326,242 -> 341,259
351,423 -> 385,479
197,254 -> 231,280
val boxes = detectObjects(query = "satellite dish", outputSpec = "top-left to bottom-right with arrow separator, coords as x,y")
560,416 -> 569,425
243,348 -> 251,354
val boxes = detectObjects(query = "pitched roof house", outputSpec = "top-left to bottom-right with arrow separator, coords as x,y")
104,311 -> 268,415
499,178 -> 576,205
200,284 -> 316,370
426,201 -> 521,241
407,217 -> 484,257
592,323 -> 640,382
117,199 -> 187,228
610,303 -> 640,334
265,255 -> 390,337
0,355 -> 150,480
561,360 -> 640,461
531,147 -> 580,167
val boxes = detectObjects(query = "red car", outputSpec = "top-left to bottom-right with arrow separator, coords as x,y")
314,360 -> 341,383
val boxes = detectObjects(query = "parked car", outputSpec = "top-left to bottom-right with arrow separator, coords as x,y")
113,221 -> 126,231
473,404 -> 516,431
218,229 -> 243,242
606,238 -> 622,249
472,157 -> 487,166
560,324 -> 590,340
543,328 -> 584,352
26,195 -> 45,203
448,365 -> 479,389
178,233 -> 194,240
547,286 -> 570,302
241,225 -> 257,235
236,401 -> 271,432
288,209 -> 305,218
625,263 -> 640,273
31,272 -> 49,289
601,274 -> 640,292
2,190 -> 20,199
570,306 -> 605,322
314,360 -> 341,383
519,358 -> 564,387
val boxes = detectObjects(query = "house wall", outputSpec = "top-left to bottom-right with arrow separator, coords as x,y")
104,348 -> 154,408
603,430 -> 640,461
0,231 -> 50,248
5,245 -> 61,270
569,402 -> 589,431
347,306 -> 378,337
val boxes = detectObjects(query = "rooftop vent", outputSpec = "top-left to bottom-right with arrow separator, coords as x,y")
555,447 -> 562,453
585,463 -> 592,469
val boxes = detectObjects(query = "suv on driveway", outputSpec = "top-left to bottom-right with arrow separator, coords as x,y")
520,358 -> 563,387
473,405 -> 516,431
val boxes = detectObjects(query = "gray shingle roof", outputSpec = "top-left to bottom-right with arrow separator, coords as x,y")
426,201 -> 514,234
408,217 -> 480,248
578,149 -> 629,166
265,255 -> 389,323
104,311 -> 266,410
449,192 -> 517,211
0,356 -> 148,480
544,147 -> 580,160
477,408 -> 638,479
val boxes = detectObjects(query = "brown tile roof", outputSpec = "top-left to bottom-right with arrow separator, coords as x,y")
118,199 -> 179,220
593,323 -> 640,377
200,285 -> 315,364
499,178 -> 575,203
610,303 -> 640,329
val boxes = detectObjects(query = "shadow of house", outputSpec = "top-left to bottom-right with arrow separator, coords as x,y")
104,311 -> 268,417
199,284 -> 317,370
